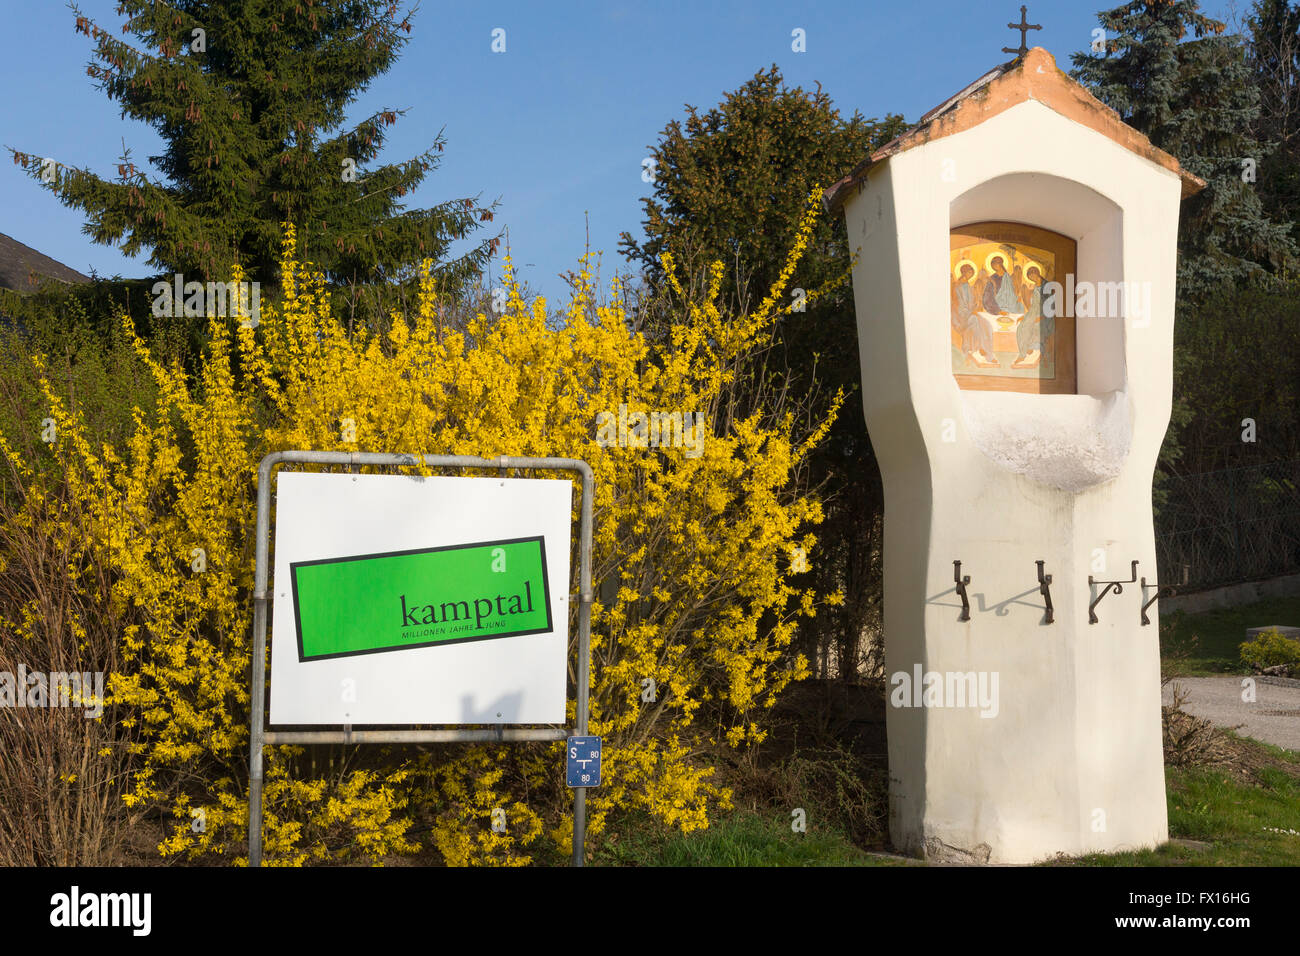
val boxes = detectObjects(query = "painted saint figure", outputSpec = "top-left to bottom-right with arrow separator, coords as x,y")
1012,263 -> 1048,368
982,254 -> 1023,315
951,260 -> 996,368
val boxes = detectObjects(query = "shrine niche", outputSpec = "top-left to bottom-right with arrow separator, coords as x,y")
949,221 -> 1075,394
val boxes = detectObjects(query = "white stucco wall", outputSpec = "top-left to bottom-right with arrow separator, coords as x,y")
844,97 -> 1183,863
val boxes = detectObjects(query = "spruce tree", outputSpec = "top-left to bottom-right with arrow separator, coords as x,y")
10,1 -> 498,293
1071,0 -> 1294,298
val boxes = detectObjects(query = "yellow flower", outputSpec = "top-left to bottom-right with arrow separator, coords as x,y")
2,196 -> 839,865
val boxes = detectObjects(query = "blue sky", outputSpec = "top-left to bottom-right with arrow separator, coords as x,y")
0,0 -> 1246,305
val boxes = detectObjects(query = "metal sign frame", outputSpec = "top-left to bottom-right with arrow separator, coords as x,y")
247,450 -> 594,867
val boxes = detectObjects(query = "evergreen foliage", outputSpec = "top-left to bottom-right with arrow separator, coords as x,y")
621,65 -> 907,677
9,1 -> 498,294
1248,0 -> 1300,229
1071,0 -> 1295,298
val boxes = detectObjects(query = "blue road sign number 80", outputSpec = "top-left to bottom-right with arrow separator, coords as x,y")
566,736 -> 601,788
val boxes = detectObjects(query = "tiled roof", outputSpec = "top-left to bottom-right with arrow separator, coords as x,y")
0,230 -> 91,292
823,47 -> 1206,215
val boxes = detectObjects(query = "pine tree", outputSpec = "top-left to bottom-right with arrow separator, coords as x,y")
10,1 -> 498,292
1072,0 -> 1294,298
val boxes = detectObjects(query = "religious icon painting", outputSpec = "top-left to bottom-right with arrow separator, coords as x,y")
949,221 -> 1076,394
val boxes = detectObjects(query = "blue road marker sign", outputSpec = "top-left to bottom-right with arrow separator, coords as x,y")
566,736 -> 602,787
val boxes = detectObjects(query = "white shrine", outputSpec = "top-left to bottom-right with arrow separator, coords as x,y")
825,47 -> 1204,863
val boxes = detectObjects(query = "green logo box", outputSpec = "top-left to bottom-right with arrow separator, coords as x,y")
290,536 -> 553,662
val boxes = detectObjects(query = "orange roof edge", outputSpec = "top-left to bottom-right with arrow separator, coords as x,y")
823,47 -> 1206,215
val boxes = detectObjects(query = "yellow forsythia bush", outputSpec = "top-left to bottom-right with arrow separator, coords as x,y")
3,190 -> 842,864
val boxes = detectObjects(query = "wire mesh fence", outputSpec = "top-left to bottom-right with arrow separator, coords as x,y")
1155,458 -> 1300,591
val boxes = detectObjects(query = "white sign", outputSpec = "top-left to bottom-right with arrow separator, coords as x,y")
268,472 -> 572,725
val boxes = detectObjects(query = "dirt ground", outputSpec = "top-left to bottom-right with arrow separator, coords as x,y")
1162,676 -> 1300,752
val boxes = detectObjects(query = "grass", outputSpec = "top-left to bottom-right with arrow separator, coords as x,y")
1160,595 -> 1300,675
1057,591 -> 1300,866
1053,734 -> 1300,866
593,591 -> 1300,866
596,732 -> 1300,866
592,809 -> 917,867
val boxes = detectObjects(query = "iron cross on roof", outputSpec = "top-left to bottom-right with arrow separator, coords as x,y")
1002,5 -> 1042,58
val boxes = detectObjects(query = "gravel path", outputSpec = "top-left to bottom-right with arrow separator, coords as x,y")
1162,676 -> 1300,752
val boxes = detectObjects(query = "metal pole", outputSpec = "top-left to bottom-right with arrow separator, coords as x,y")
572,462 -> 594,867
248,451 -> 283,867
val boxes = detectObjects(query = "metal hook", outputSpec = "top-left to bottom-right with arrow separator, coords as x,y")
1139,576 -> 1173,626
954,560 -> 971,622
1036,560 -> 1054,624
1087,560 -> 1138,624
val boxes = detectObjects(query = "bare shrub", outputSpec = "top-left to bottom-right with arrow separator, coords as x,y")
1162,682 -> 1233,769
0,469 -> 137,865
